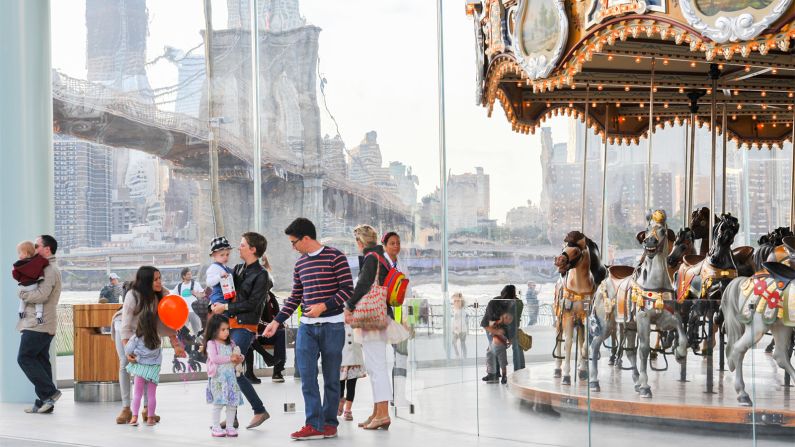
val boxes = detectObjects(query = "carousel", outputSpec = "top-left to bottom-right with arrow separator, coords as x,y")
467,0 -> 795,431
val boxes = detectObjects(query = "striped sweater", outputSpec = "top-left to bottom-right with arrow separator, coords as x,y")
275,246 -> 354,324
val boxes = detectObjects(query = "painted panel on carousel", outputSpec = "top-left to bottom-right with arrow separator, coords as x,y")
585,0 -> 666,30
513,0 -> 568,80
473,5 -> 486,105
484,0 -> 507,57
679,0 -> 793,43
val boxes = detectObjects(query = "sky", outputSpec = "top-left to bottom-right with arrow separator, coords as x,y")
50,0 -> 569,223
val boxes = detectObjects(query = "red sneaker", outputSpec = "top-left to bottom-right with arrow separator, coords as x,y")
323,425 -> 338,438
290,425 -> 324,440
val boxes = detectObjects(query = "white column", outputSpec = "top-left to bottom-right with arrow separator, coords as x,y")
0,0 -> 53,403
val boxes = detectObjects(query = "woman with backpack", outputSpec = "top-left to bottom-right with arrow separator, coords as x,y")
344,225 -> 397,430
173,267 -> 205,336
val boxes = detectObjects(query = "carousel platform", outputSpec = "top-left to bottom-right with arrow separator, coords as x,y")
508,350 -> 795,431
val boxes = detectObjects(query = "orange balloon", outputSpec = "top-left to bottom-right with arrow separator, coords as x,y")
158,294 -> 189,331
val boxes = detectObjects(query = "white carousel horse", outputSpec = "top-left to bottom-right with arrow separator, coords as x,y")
721,236 -> 795,406
589,210 -> 687,396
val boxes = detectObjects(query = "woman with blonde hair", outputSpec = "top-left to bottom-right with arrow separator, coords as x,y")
344,224 -> 393,430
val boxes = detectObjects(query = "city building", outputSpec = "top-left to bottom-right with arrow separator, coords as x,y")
322,133 -> 347,178
348,131 -> 399,194
53,134 -> 113,250
505,200 -> 544,229
166,48 -> 205,117
85,0 -> 153,101
389,161 -> 419,209
227,0 -> 305,32
447,167 -> 490,233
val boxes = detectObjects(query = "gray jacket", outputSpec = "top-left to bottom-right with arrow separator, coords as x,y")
17,256 -> 61,335
124,334 -> 163,365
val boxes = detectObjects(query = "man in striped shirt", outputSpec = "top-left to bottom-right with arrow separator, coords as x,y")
263,218 -> 353,440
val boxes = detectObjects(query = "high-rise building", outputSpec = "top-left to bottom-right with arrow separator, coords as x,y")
447,167 -> 490,232
227,0 -> 305,32
54,135 -> 113,250
165,47 -> 205,117
389,161 -> 419,209
322,134 -> 347,178
348,131 -> 398,194
505,200 -> 544,229
85,0 -> 152,101
649,168 -> 673,217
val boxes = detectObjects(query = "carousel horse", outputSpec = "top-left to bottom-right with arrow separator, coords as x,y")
553,231 -> 606,385
675,214 -> 748,351
667,227 -> 697,279
755,228 -> 794,353
721,235 -> 795,406
685,207 -> 755,277
589,210 -> 687,396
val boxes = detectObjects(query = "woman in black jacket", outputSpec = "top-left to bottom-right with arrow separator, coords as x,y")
344,225 -> 392,430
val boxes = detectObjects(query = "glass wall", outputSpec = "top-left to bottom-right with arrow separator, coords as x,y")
48,0 -> 793,445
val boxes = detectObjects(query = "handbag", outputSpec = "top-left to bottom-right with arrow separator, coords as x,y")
350,261 -> 389,330
517,328 -> 533,352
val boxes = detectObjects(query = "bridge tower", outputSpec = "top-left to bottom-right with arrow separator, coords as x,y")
207,0 -> 324,233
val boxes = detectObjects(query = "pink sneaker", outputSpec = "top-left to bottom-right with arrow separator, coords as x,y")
226,428 -> 239,437
211,427 -> 226,437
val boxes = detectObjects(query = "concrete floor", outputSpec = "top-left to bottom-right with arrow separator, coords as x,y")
2,360 -> 791,447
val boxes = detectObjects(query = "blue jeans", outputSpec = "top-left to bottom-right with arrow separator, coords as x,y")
17,330 -> 57,402
296,322 -> 344,431
230,328 -> 266,414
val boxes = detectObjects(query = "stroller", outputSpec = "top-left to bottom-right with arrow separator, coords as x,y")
171,294 -> 210,373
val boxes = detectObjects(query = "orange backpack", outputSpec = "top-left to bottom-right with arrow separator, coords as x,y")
370,253 -> 409,306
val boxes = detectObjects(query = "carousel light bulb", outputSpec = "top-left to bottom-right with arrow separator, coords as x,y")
616,102 -> 621,108
569,103 -> 574,108
690,61 -> 697,68
637,116 -> 642,121
625,85 -> 630,91
752,114 -> 757,120
707,88 -> 712,95
732,114 -> 737,120
759,123 -> 764,128
546,102 -> 551,107
608,54 -> 614,61
772,68 -> 778,74
635,57 -> 641,64
640,102 -> 645,108
598,84 -> 604,91
773,114 -> 777,119
761,91 -> 767,97
745,65 -> 751,72
592,102 -> 597,108
773,123 -> 777,128
664,102 -> 669,108
762,104 -> 768,110
734,90 -> 739,96
653,87 -> 658,93
737,104 -> 743,110
718,64 -> 724,70
679,87 -> 685,94
518,83 -> 523,88
663,58 -> 669,65
789,91 -> 795,98
790,105 -> 794,111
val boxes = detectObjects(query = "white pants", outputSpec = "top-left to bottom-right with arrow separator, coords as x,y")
362,339 -> 392,403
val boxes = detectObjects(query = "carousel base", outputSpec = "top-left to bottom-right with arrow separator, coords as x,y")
509,351 -> 795,432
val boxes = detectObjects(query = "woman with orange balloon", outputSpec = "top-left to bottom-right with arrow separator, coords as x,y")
111,266 -> 187,425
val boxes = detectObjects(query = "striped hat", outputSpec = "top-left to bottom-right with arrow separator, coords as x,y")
209,236 -> 232,255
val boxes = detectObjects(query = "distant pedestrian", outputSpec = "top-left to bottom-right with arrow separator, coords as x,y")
17,235 -> 63,414
172,267 -> 204,335
99,273 -> 124,304
451,292 -> 468,358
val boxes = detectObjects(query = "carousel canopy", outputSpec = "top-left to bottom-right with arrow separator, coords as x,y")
468,0 -> 795,148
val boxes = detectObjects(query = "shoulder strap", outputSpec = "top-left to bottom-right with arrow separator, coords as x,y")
191,279 -> 195,291
177,283 -> 183,294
